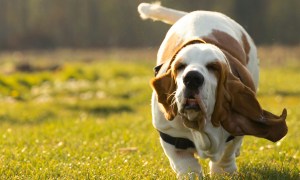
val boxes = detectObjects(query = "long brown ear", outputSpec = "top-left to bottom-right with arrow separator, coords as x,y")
210,61 -> 288,142
150,69 -> 177,120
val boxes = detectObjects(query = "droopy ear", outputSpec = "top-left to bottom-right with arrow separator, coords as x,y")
210,61 -> 288,142
150,69 -> 177,120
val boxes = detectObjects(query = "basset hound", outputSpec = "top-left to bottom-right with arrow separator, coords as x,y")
138,3 -> 288,178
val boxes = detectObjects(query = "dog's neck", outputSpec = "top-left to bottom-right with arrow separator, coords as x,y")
190,123 -> 230,161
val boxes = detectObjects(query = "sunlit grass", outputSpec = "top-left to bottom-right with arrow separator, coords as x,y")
0,48 -> 299,179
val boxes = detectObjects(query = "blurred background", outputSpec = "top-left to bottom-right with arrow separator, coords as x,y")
0,1 -> 299,178
0,0 -> 300,50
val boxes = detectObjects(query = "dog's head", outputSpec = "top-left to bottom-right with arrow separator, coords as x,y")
151,40 -> 287,142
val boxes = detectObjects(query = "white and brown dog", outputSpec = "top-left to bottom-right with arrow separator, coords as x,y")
138,3 -> 287,177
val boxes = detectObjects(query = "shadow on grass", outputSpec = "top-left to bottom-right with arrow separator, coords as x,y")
275,90 -> 300,97
65,104 -> 134,116
238,164 -> 300,179
0,112 -> 56,125
258,90 -> 300,97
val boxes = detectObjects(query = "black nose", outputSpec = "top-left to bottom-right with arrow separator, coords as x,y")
183,71 -> 204,90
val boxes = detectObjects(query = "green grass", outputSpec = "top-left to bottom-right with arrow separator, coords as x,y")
0,48 -> 299,179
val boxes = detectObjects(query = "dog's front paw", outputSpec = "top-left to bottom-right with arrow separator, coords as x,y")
178,172 -> 203,180
209,160 -> 237,175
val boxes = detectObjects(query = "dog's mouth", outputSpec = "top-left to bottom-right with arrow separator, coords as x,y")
184,97 -> 201,110
180,92 -> 207,118
183,94 -> 205,112
180,94 -> 207,130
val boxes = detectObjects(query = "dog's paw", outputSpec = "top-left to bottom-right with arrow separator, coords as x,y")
209,160 -> 237,175
178,172 -> 203,180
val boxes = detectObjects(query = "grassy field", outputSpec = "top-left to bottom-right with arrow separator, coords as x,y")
0,47 -> 299,179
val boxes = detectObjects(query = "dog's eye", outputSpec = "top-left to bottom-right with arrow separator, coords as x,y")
206,63 -> 219,72
176,63 -> 186,71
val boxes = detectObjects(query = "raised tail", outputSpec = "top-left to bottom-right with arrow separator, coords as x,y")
137,3 -> 187,25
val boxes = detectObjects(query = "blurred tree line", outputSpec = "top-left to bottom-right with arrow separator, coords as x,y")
0,0 -> 299,49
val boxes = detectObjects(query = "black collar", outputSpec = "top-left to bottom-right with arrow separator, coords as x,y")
158,130 -> 195,149
158,130 -> 234,150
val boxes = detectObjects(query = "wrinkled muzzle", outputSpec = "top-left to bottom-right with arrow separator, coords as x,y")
179,70 -> 208,130
180,94 -> 207,131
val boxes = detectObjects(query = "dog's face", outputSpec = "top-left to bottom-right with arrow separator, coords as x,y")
171,44 -> 225,129
151,41 -> 287,142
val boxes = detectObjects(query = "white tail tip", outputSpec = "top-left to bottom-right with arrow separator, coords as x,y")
138,2 -> 160,20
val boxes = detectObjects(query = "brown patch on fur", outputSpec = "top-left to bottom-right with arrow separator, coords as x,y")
202,30 -> 247,66
158,33 -> 184,65
203,30 -> 255,90
242,33 -> 251,64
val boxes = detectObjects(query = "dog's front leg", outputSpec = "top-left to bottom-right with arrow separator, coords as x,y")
160,139 -> 202,178
209,137 -> 243,175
